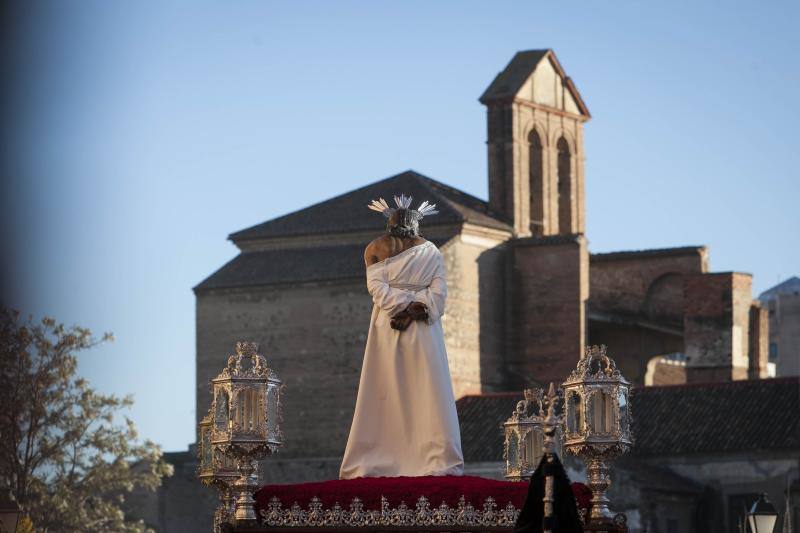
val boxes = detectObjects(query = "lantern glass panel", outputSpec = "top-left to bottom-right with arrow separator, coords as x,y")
566,391 -> 583,435
523,428 -> 544,468
215,390 -> 229,430
234,389 -> 260,432
507,430 -> 520,469
267,385 -> 278,437
201,426 -> 212,469
588,390 -> 614,434
618,389 -> 629,434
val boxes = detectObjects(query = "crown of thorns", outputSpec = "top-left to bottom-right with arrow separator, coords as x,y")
366,194 -> 439,220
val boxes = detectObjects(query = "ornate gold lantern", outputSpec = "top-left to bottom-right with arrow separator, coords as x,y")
562,345 -> 631,523
503,385 -> 563,481
210,341 -> 283,522
197,410 -> 239,528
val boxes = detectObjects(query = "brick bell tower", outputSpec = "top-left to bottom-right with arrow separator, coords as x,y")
480,49 -> 590,237
481,50 -> 592,388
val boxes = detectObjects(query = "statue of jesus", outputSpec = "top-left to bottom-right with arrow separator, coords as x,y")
339,195 -> 464,479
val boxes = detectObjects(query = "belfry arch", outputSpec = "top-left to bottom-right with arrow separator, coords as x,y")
528,129 -> 545,236
556,137 -> 573,234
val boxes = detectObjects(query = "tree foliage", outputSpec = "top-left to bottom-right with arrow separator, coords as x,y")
0,308 -> 173,532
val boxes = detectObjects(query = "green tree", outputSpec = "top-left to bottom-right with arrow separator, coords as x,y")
0,308 -> 173,532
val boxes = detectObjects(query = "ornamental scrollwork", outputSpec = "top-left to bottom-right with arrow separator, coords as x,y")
258,495 -> 521,528
564,345 -> 624,384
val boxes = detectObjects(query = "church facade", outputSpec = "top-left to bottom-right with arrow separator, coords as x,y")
194,49 -> 769,466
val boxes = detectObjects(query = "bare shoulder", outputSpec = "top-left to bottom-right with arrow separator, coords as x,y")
364,236 -> 390,266
364,235 -> 431,267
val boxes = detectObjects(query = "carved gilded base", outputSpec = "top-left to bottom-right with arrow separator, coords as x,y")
256,494 -> 520,529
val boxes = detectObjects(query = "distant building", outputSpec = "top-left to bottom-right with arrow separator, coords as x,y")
760,277 -> 800,377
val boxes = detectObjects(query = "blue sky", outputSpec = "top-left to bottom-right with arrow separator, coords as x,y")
3,1 -> 798,452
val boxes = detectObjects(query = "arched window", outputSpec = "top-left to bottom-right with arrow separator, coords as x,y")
528,130 -> 544,236
557,137 -> 572,234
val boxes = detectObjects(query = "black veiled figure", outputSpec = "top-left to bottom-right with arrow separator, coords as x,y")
514,454 -> 583,533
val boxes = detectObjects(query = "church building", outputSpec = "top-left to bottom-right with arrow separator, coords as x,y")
194,49 -> 770,475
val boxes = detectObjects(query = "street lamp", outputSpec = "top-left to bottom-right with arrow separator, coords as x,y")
503,385 -> 563,481
747,493 -> 778,533
0,489 -> 21,533
562,345 -> 632,523
210,341 -> 283,523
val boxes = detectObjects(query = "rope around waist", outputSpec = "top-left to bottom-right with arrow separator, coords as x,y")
388,282 -> 428,291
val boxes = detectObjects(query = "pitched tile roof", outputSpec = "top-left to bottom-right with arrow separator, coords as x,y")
228,170 -> 510,243
457,392 -> 520,463
194,245 -> 366,291
630,377 -> 799,456
194,239 -> 453,291
455,377 -> 800,462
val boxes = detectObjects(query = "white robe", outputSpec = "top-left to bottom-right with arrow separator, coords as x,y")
339,241 -> 464,479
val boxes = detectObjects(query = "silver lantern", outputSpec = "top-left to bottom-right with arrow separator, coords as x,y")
503,385 -> 563,481
197,410 -> 239,529
562,345 -> 631,523
210,341 -> 283,522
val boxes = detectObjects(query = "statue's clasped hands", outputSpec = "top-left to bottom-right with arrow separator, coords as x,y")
390,302 -> 429,331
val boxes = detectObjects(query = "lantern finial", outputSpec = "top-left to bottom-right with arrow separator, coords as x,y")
236,341 -> 258,357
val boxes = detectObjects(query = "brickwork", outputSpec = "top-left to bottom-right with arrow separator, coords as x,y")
589,247 -> 707,322
683,273 -> 753,382
648,359 -> 687,386
589,321 -> 683,385
506,235 -> 588,388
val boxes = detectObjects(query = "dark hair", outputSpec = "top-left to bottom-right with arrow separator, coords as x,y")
386,208 -> 420,238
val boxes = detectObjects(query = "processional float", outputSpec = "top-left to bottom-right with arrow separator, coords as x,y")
198,343 -> 632,533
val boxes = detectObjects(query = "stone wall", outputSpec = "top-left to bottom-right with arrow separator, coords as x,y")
440,229 -> 509,395
506,234 -> 588,388
439,238 -> 493,398
196,279 -> 371,458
